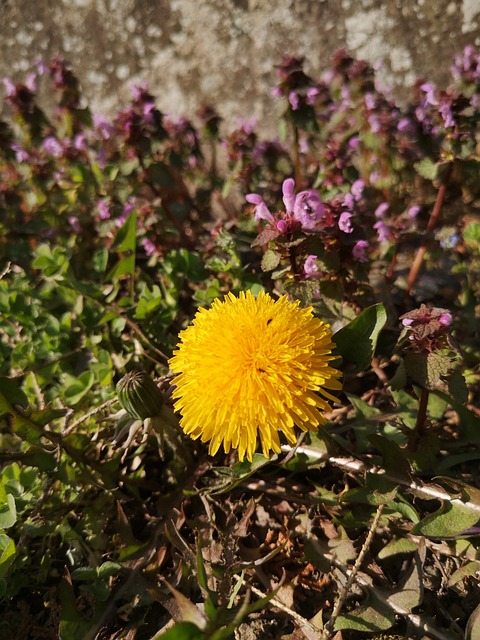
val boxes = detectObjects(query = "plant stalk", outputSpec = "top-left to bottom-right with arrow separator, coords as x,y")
406,164 -> 452,293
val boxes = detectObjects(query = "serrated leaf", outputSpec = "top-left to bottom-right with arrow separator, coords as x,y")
333,304 -> 387,371
403,352 -> 452,388
251,228 -> 280,247
261,249 -> 281,272
447,368 -> 468,405
342,474 -> 398,505
414,157 -> 438,180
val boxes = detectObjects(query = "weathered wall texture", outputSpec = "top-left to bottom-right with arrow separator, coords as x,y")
1,0 -> 479,132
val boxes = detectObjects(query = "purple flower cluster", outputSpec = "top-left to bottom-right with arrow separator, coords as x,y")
246,177 -> 325,232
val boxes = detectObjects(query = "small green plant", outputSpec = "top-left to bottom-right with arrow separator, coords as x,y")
0,47 -> 479,639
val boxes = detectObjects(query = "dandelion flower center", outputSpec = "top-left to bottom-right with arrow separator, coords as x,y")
169,290 -> 342,461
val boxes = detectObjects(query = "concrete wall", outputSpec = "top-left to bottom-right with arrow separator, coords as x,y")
1,0 -> 479,133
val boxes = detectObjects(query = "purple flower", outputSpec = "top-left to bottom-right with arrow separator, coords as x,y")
42,136 -> 64,157
96,200 -> 111,221
421,83 -> 439,106
338,211 -> 354,233
306,87 -> 320,106
368,114 -> 381,133
245,193 -> 274,223
440,233 -> 459,249
288,91 -> 300,111
93,114 -> 114,140
272,87 -> 284,99
130,81 -> 149,101
343,194 -> 354,209
276,219 -> 288,234
352,240 -> 369,262
123,198 -> 136,215
2,77 -> 15,97
11,144 -> 29,162
142,237 -> 157,256
34,58 -> 48,75
68,216 -> 81,234
304,255 -> 321,279
439,313 -> 452,326
282,178 -> 296,213
402,318 -> 414,327
365,92 -> 376,110
293,190 -> 324,230
351,179 -> 365,201
25,73 -> 37,92
74,134 -> 87,152
374,202 -> 389,218
282,178 -> 325,231
374,220 -> 390,242
398,117 -> 413,133
408,205 -> 421,219
439,101 -> 455,128
348,136 -> 360,149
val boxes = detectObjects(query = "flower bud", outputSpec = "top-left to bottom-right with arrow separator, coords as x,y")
116,371 -> 164,420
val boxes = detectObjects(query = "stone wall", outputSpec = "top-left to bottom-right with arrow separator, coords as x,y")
1,0 -> 479,133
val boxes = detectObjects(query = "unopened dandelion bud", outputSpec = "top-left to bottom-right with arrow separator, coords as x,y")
116,371 -> 164,420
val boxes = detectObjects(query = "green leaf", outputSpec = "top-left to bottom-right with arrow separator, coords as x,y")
463,221 -> 480,253
112,212 -> 137,253
261,250 -> 281,272
466,603 -> 480,640
342,474 -> 398,506
63,372 -> 95,405
97,561 -> 122,579
0,377 -> 29,411
412,500 -> 480,538
377,537 -> 418,559
414,157 -> 438,180
0,493 -> 17,529
387,548 -> 424,612
333,303 -> 387,370
335,591 -> 395,632
151,622 -> 205,640
403,351 -> 452,388
447,368 -> 469,405
0,534 -> 16,578
448,561 -> 480,587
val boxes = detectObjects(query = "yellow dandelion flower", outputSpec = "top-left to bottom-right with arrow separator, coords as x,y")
169,290 -> 342,462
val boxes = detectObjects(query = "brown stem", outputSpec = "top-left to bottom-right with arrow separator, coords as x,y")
293,125 -> 302,186
406,165 -> 452,293
409,386 -> 430,450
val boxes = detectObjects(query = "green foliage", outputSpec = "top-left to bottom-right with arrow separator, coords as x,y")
333,303 -> 387,370
0,48 -> 479,639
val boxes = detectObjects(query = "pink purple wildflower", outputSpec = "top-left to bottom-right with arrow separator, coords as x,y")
338,211 -> 354,233
352,240 -> 368,262
245,193 -> 274,224
304,255 -> 321,279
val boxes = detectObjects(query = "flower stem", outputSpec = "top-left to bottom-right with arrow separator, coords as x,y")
412,386 -> 430,445
293,125 -> 302,186
406,164 -> 452,293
